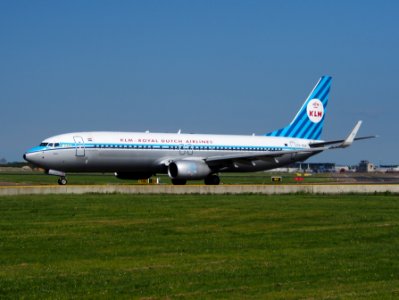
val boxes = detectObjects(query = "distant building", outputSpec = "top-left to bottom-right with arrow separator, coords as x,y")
357,160 -> 376,172
335,165 -> 351,173
294,162 -> 336,173
264,161 -> 399,174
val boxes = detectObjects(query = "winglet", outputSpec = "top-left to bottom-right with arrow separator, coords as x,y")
339,120 -> 362,148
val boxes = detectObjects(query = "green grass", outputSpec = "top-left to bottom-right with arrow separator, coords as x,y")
0,194 -> 399,298
0,171 -> 335,185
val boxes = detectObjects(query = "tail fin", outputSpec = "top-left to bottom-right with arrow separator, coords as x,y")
265,76 -> 332,140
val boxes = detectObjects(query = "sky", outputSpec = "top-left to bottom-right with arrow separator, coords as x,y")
0,0 -> 398,164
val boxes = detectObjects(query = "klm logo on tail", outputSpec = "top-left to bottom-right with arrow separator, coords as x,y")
266,76 -> 332,140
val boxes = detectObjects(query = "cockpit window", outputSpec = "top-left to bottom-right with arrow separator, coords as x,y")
39,142 -> 60,147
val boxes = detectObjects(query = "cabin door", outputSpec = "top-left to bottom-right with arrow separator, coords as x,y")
73,136 -> 85,157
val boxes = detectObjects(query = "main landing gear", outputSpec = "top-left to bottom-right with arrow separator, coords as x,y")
57,177 -> 68,185
171,178 -> 187,185
204,174 -> 220,185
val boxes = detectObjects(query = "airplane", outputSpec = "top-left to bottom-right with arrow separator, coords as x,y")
23,76 -> 375,185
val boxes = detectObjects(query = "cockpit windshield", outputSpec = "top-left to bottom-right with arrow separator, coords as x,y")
39,142 -> 60,147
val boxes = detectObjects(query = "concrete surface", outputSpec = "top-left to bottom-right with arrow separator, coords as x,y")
0,184 -> 399,196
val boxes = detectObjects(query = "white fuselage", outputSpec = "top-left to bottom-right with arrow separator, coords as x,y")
24,131 -> 317,175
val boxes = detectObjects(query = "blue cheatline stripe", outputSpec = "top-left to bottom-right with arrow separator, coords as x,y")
282,77 -> 331,137
292,93 -> 329,138
28,142 -> 308,154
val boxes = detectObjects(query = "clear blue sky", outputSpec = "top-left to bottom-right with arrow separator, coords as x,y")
1,1 -> 398,164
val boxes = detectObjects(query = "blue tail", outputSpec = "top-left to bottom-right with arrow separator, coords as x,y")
265,76 -> 332,140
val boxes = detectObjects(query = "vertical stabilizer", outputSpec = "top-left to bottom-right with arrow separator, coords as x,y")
265,76 -> 332,140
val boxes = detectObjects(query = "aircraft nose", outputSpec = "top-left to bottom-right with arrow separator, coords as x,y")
23,152 -> 35,163
23,150 -> 47,167
23,153 -> 31,163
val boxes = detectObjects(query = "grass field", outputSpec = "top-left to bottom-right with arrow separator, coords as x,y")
1,194 -> 399,299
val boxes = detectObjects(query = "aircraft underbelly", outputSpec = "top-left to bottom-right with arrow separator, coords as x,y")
40,149 -> 158,172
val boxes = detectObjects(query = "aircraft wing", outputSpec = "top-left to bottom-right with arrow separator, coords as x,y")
204,147 -> 326,166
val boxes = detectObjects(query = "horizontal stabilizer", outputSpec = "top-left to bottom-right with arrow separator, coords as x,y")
309,121 -> 377,149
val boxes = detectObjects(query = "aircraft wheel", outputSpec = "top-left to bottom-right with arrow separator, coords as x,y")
58,177 -> 68,185
171,178 -> 187,185
204,174 -> 220,185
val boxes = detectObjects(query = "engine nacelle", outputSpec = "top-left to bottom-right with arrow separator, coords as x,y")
168,160 -> 211,180
115,172 -> 152,180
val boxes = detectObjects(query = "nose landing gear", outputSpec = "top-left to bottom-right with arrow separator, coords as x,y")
46,169 -> 67,185
57,177 -> 68,185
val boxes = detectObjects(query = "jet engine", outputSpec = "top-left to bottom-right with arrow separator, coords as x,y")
168,160 -> 211,180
